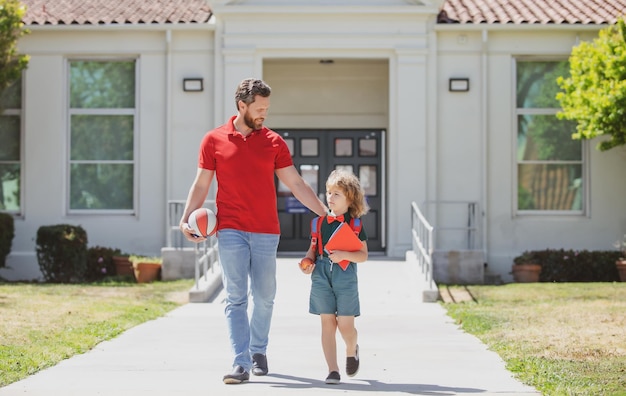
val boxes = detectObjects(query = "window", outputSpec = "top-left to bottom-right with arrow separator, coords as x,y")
0,78 -> 22,213
515,60 -> 584,213
69,60 -> 136,211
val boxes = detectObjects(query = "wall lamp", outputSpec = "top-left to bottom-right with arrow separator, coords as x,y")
448,78 -> 469,92
183,78 -> 204,92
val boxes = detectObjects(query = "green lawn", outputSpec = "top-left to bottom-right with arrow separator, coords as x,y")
0,279 -> 193,387
443,283 -> 626,396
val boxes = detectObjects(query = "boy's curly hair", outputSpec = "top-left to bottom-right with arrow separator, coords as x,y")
326,169 -> 369,218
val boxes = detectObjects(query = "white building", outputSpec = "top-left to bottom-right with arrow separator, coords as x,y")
2,0 -> 625,282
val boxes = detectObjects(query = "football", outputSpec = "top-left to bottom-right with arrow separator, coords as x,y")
188,208 -> 218,237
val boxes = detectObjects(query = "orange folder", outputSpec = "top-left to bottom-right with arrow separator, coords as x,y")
324,222 -> 363,270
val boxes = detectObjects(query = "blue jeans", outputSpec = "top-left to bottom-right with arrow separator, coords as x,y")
217,229 -> 280,371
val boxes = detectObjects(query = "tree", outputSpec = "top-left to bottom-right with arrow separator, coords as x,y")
0,0 -> 29,112
556,18 -> 626,151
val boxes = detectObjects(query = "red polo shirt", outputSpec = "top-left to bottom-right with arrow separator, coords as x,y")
198,116 -> 293,234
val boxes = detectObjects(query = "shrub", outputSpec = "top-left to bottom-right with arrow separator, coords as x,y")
85,246 -> 121,282
0,212 -> 14,268
513,249 -> 621,282
36,224 -> 88,283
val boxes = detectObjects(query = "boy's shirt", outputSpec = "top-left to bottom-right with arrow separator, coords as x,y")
318,213 -> 367,259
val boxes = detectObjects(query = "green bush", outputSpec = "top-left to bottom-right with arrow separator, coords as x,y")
36,224 -> 88,283
514,249 -> 621,282
0,213 -> 14,268
85,246 -> 121,282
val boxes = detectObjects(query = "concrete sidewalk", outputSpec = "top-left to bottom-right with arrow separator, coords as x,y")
0,257 -> 540,395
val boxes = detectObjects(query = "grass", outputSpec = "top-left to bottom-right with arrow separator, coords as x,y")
2,279 -> 625,394
443,283 -> 626,396
0,279 -> 194,387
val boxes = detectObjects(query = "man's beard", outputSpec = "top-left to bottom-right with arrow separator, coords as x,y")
244,112 -> 263,130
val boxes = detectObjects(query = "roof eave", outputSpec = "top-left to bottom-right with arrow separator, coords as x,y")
211,5 -> 441,15
24,19 -> 215,31
434,22 -> 611,32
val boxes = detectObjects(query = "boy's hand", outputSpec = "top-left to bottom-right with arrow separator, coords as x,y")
299,257 -> 314,274
327,250 -> 347,264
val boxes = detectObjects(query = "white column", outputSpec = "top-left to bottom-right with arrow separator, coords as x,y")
220,49 -> 258,123
388,49 -> 428,256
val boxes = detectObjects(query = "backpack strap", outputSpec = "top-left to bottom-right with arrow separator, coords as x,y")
310,216 -> 324,256
349,218 -> 362,237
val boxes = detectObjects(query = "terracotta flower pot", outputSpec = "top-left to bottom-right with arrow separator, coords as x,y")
616,260 -> 626,282
133,262 -> 161,283
113,256 -> 134,278
512,263 -> 541,283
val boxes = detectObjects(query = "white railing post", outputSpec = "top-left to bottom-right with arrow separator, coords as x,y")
411,202 -> 435,290
167,200 -> 219,293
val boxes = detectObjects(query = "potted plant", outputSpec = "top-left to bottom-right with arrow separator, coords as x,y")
129,255 -> 162,283
614,235 -> 626,282
112,253 -> 134,278
512,251 -> 542,283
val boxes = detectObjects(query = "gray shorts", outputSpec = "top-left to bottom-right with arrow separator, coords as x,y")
309,256 -> 360,317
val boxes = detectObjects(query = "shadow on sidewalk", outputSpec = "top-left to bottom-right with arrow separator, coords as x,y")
255,373 -> 486,394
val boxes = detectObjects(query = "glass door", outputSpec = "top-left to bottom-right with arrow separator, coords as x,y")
276,129 -> 385,252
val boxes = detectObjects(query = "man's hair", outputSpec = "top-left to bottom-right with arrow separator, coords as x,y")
235,78 -> 271,110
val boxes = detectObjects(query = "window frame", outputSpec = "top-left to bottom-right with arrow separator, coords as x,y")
0,76 -> 25,216
513,57 -> 589,217
66,57 -> 139,215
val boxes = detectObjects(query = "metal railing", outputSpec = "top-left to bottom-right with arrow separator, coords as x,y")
167,200 -> 220,292
167,199 -> 217,248
193,235 -> 219,292
411,201 -> 434,290
422,200 -> 480,251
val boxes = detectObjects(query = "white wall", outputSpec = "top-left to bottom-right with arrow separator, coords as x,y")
436,27 -> 626,280
2,28 -> 215,280
168,31 -> 215,202
7,4 -> 624,282
434,31 -> 484,249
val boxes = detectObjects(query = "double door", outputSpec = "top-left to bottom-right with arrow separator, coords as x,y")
276,129 -> 385,252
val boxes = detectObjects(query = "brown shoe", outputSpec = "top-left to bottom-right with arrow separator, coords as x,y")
325,371 -> 341,384
223,365 -> 249,384
346,344 -> 359,377
252,353 -> 268,376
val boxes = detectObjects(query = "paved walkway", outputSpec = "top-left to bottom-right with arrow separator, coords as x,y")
0,257 -> 540,395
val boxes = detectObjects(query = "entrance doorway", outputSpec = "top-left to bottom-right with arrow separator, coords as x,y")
276,129 -> 385,252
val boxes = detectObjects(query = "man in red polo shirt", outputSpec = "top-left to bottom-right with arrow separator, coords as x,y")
179,78 -> 327,384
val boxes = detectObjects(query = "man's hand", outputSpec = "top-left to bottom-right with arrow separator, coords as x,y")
180,222 -> 207,243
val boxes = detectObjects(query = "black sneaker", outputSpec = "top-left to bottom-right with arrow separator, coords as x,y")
223,365 -> 249,384
252,353 -> 268,376
325,371 -> 341,384
346,344 -> 359,377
